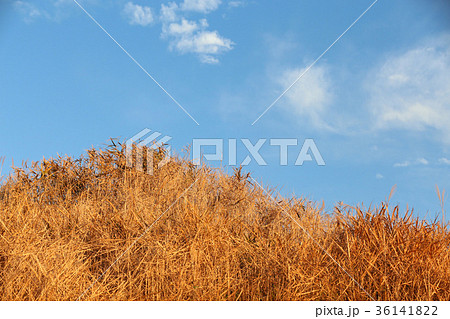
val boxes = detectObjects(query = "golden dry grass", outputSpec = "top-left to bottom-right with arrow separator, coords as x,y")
0,141 -> 449,301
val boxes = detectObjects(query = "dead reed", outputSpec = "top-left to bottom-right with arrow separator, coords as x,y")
0,141 -> 448,300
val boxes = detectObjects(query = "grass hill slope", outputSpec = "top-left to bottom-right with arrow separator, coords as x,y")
0,141 -> 449,300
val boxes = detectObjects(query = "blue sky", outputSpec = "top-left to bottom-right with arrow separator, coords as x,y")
1,0 -> 450,221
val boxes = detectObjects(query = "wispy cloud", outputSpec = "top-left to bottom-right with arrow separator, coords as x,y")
394,161 -> 410,168
417,158 -> 429,165
228,1 -> 246,8
367,34 -> 450,143
276,65 -> 334,130
376,173 -> 384,179
394,158 -> 430,167
13,0 -> 97,22
123,2 -> 154,26
180,0 -> 221,13
439,157 -> 450,165
14,1 -> 48,22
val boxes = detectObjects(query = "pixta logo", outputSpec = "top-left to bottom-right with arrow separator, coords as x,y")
125,128 -> 172,175
192,138 -> 325,166
126,129 -> 325,174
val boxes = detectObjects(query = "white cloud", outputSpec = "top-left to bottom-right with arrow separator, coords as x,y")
164,18 -> 199,35
394,158 -> 430,167
123,2 -> 154,26
166,26 -> 233,63
199,55 -> 219,64
181,0 -> 221,13
174,29 -> 231,54
394,161 -> 410,168
376,173 -> 384,179
416,158 -> 429,165
160,2 -> 179,22
367,34 -> 450,143
160,4 -> 233,64
228,1 -> 245,8
439,157 -> 450,165
277,65 -> 333,129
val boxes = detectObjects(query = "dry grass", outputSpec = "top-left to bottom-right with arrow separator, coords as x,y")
0,141 -> 448,301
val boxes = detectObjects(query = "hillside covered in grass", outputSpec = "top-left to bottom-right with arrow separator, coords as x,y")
0,141 -> 449,301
